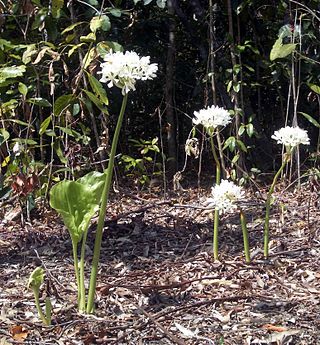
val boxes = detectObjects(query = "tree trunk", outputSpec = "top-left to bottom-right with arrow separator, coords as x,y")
165,0 -> 177,182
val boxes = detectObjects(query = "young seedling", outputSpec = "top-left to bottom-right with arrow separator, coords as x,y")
50,171 -> 105,312
27,267 -> 52,326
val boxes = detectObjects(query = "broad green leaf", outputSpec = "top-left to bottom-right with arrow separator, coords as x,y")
96,41 -> 123,58
90,15 -> 111,33
223,136 -> 236,152
236,139 -> 247,152
54,94 -> 74,116
144,0 -> 153,4
50,181 -> 98,243
28,267 -> 44,290
18,82 -> 28,97
52,0 -> 64,18
28,97 -> 52,107
39,116 -> 51,135
13,138 -> 38,145
68,43 -> 85,58
109,8 -> 122,17
0,65 -> 26,83
83,48 -> 96,69
246,123 -> 254,137
299,112 -> 320,128
61,22 -> 85,35
270,36 -> 296,61
86,72 -> 109,106
0,129 -> 10,146
83,90 -> 109,114
77,171 -> 105,206
56,126 -> 81,138
0,39 -> 15,50
308,84 -> 320,95
80,32 -> 96,43
238,126 -> 245,136
22,44 -> 37,64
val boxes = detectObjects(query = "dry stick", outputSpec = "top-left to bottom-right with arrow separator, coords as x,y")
129,300 -> 187,345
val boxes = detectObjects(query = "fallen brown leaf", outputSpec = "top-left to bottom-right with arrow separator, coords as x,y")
262,324 -> 288,332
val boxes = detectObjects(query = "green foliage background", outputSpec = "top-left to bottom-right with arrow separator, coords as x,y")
0,0 -> 319,193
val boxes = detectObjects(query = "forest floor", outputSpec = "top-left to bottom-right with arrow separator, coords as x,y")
0,180 -> 319,345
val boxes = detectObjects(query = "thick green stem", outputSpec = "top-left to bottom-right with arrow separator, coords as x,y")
213,208 -> 219,260
32,288 -> 50,326
71,242 -> 81,305
86,94 -> 128,313
263,155 -> 289,258
240,209 -> 250,263
210,135 -> 221,184
210,134 -> 221,260
79,229 -> 88,312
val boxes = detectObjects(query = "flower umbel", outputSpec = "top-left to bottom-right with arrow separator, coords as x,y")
99,51 -> 158,95
193,105 -> 231,133
271,126 -> 310,151
207,179 -> 244,214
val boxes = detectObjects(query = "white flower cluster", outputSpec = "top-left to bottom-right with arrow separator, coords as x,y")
271,126 -> 310,150
207,179 -> 244,214
99,51 -> 158,95
193,105 -> 231,133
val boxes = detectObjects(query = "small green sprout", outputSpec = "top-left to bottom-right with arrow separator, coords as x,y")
28,267 -> 52,326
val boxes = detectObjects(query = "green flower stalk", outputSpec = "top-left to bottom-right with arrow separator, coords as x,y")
210,135 -> 221,260
240,209 -> 250,263
264,126 -> 310,258
207,179 -> 246,261
86,94 -> 128,313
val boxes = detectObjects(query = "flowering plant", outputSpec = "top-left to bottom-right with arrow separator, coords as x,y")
271,126 -> 310,151
263,126 -> 310,258
193,105 -> 231,134
192,104 -> 232,260
207,179 -> 244,214
207,179 -> 250,262
99,51 -> 158,95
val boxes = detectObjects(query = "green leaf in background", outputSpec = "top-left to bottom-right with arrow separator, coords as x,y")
299,112 -> 320,128
52,0 -> 64,18
61,22 -> 85,35
54,94 -> 74,116
83,90 -> 109,114
28,97 -> 52,107
246,123 -> 254,137
80,32 -> 96,43
270,36 -> 296,61
0,65 -> 26,83
0,129 -> 10,146
39,116 -> 52,135
109,8 -> 122,17
49,180 -> 98,244
18,82 -> 28,97
156,0 -> 166,8
86,72 -> 109,106
308,84 -> 320,95
223,136 -> 236,152
90,15 -> 111,33
28,267 -> 44,290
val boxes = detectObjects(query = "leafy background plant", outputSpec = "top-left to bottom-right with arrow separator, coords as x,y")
0,0 -> 319,206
